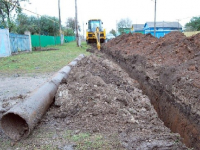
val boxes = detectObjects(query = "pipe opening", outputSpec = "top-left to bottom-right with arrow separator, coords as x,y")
1,113 -> 29,141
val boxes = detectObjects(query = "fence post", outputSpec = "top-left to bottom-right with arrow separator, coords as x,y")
24,31 -> 32,52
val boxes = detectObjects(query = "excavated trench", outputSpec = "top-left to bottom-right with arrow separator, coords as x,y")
104,54 -> 200,149
101,32 -> 200,149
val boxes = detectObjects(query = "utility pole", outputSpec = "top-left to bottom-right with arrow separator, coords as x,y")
177,19 -> 180,31
116,20 -> 118,35
36,8 -> 41,48
58,0 -> 62,45
154,0 -> 156,37
75,0 -> 79,47
83,22 -> 84,39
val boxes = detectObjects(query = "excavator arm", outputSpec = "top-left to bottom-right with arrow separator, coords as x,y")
95,27 -> 101,50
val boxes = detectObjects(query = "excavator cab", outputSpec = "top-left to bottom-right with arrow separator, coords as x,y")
88,20 -> 103,32
86,19 -> 106,46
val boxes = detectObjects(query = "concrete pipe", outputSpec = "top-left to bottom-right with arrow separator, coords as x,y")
0,54 -> 84,141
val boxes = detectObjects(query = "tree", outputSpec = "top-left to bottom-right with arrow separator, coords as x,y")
109,29 -> 116,36
16,13 -> 39,34
15,14 -> 60,35
40,16 -> 59,36
117,18 -> 132,29
66,17 -> 76,32
185,17 -> 200,31
63,27 -> 75,36
65,17 -> 80,32
0,0 -> 27,31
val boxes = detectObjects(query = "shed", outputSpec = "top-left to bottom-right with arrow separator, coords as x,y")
144,21 -> 182,38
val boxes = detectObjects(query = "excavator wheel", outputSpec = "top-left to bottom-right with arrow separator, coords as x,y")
100,39 -> 105,43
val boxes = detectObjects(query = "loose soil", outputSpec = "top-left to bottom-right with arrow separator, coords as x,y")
54,53 -> 187,149
102,31 -> 200,149
0,52 -> 187,149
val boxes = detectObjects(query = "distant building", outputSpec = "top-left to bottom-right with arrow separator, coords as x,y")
144,21 -> 182,38
132,24 -> 145,34
118,24 -> 145,35
118,28 -> 132,35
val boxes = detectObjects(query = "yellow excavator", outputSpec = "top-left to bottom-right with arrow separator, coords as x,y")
86,19 -> 106,50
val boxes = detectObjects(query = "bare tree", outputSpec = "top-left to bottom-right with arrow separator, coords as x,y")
117,18 -> 132,28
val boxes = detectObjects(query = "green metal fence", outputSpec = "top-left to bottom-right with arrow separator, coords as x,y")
64,36 -> 76,43
31,35 -> 75,47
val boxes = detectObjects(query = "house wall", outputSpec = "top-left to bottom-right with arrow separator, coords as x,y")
119,28 -> 145,35
118,28 -> 132,34
135,31 -> 145,34
144,27 -> 182,38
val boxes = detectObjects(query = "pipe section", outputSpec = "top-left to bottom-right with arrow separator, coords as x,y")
0,54 -> 84,141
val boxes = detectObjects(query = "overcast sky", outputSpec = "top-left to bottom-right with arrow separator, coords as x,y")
21,0 -> 200,34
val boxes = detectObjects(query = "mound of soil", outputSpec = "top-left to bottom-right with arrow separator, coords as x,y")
102,32 -> 200,149
53,54 -> 187,149
105,32 -> 200,66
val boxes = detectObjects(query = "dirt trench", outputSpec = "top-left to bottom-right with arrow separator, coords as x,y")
53,53 -> 187,149
102,32 -> 200,149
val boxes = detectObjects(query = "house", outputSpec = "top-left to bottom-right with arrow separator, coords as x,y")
118,24 -> 145,35
144,21 -> 182,38
118,28 -> 132,35
132,24 -> 145,34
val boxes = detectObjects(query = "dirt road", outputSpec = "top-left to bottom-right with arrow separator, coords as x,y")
0,73 -> 52,117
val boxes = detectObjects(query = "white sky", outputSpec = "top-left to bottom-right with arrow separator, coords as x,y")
21,0 -> 200,34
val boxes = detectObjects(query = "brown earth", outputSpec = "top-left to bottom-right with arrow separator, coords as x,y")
0,52 -> 187,149
53,53 -> 187,149
102,31 -> 200,149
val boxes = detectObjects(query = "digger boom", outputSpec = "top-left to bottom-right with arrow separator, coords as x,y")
95,27 -> 101,50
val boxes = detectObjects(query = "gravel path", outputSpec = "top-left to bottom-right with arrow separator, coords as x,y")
0,73 -> 53,100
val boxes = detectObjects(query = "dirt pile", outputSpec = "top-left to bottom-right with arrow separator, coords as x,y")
53,54 -> 187,149
105,32 -> 200,66
102,32 -> 200,149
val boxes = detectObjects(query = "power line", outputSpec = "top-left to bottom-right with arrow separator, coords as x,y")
3,0 -> 59,24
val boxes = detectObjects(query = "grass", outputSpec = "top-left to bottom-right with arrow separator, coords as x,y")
68,132 -> 111,150
0,128 -> 114,150
0,42 -> 90,75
